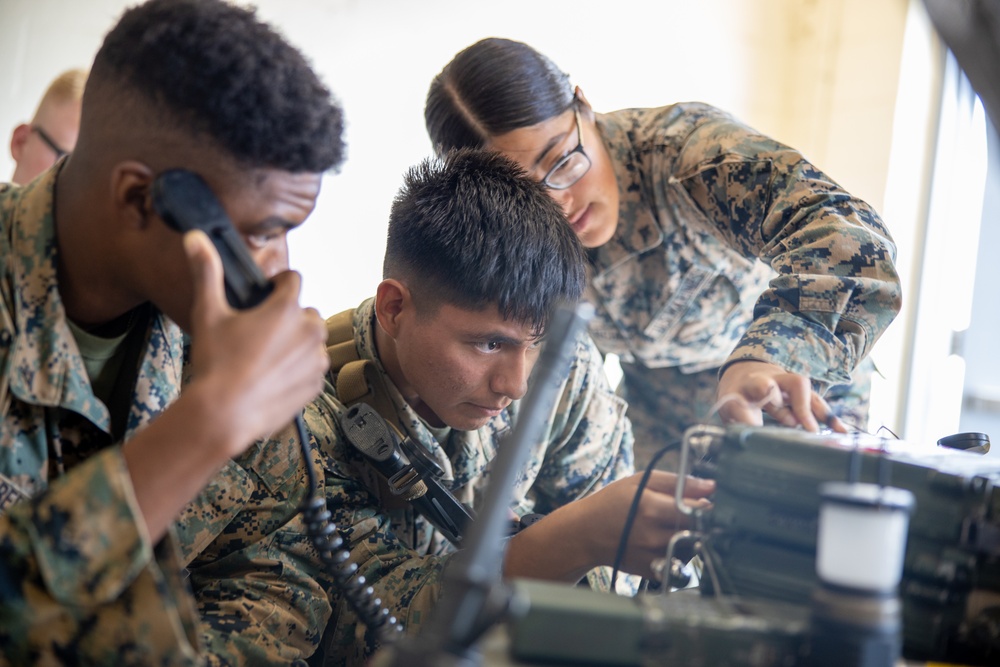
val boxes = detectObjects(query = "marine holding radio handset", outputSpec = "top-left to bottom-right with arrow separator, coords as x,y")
152,168 -> 403,641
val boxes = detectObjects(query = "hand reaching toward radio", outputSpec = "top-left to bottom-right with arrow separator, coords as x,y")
716,361 -> 846,434
504,471 -> 715,582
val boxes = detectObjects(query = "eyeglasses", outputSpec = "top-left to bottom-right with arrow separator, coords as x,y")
31,125 -> 70,159
541,105 -> 592,190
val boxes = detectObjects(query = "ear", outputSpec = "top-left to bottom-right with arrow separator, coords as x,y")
374,278 -> 412,339
574,87 -> 595,118
9,123 -> 30,161
109,160 -> 156,230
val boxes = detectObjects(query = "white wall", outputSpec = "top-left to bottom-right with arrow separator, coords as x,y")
1,0 -> 924,436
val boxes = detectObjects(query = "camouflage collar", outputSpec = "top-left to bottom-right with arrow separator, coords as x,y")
588,112 -> 665,278
3,168 -> 183,434
4,168 -> 99,420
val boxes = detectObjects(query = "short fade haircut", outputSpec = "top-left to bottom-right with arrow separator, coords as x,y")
90,0 -> 344,173
384,149 -> 585,332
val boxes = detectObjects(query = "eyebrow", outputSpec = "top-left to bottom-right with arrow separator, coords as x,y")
478,332 -> 523,345
531,128 -> 572,171
244,216 -> 299,234
469,329 -> 544,348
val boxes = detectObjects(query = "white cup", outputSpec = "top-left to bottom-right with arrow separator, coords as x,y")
816,482 -> 916,592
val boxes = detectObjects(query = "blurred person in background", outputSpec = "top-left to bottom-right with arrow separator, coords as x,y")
9,68 -> 87,185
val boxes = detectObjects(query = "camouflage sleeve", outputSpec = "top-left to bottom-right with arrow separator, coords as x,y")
523,334 -> 639,596
0,447 -> 202,665
306,392 -> 449,666
672,109 -> 902,388
529,333 -> 634,513
181,426 -> 334,666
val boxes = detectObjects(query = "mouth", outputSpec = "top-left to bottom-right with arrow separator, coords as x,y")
568,204 -> 591,235
469,402 -> 507,418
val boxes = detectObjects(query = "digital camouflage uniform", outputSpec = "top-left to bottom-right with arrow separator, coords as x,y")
588,103 -> 900,471
298,300 -> 634,666
0,169 -> 329,665
176,431 -> 331,664
0,171 -> 199,665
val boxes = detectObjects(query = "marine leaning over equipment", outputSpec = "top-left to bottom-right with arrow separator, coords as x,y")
272,149 -> 715,666
424,37 -> 903,471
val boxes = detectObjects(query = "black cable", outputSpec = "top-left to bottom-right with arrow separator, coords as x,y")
295,414 -> 403,644
609,439 -> 681,591
876,424 -> 901,440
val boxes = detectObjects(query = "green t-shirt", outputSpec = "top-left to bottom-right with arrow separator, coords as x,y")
66,315 -> 135,410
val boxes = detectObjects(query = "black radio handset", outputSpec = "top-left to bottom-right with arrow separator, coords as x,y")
150,169 -> 402,643
151,169 -> 273,309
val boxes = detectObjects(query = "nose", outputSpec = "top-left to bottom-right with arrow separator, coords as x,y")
490,351 -> 531,401
547,187 -> 575,218
254,239 -> 290,279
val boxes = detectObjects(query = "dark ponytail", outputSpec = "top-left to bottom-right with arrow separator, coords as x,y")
425,38 -> 575,154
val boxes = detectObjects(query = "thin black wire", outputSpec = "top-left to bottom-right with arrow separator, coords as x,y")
876,424 -> 901,439
609,439 -> 682,591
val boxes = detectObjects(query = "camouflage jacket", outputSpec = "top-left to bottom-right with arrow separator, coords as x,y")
300,300 -> 634,666
0,171 -> 328,665
0,171 -> 201,664
588,103 -> 901,388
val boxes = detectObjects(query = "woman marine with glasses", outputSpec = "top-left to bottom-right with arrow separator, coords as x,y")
424,38 -> 902,471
